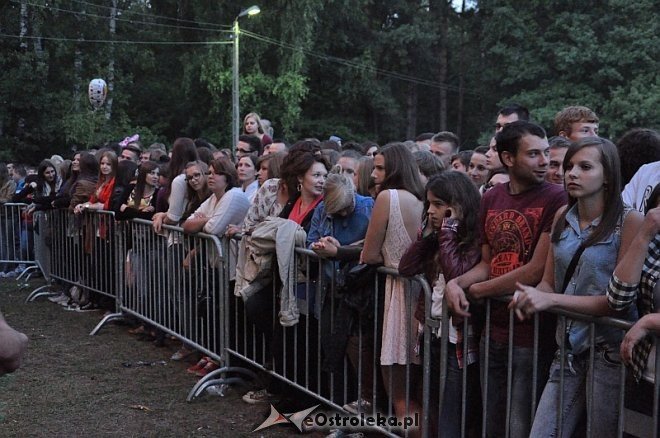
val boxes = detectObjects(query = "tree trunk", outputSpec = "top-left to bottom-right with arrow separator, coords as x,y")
31,9 -> 45,70
73,46 -> 83,112
406,83 -> 418,140
19,0 -> 28,51
456,0 -> 466,140
438,10 -> 448,131
72,2 -> 85,112
105,0 -> 117,120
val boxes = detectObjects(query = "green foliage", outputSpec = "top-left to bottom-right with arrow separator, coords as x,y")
476,0 -> 659,139
0,0 -> 657,162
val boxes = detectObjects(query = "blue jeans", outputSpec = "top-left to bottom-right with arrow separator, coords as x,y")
480,339 -> 535,438
429,340 -> 481,438
530,348 -> 623,437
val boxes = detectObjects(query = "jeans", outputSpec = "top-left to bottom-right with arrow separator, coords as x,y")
530,348 -> 623,437
480,339 -> 535,438
429,340 -> 481,438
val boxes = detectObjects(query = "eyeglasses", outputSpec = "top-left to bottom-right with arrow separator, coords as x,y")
185,173 -> 203,182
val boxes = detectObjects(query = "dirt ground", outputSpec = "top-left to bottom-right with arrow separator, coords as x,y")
0,277 -> 330,438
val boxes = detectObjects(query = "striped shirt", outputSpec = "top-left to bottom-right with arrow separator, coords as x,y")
607,235 -> 660,381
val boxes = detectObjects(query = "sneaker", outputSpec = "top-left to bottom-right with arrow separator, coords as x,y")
15,264 -> 26,274
206,384 -> 230,397
170,346 -> 194,361
195,360 -> 219,377
48,293 -> 69,304
342,399 -> 372,415
76,302 -> 98,312
3,270 -> 17,278
242,388 -> 280,405
187,357 -> 209,374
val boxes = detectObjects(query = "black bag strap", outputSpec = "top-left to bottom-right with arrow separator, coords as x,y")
561,243 -> 586,294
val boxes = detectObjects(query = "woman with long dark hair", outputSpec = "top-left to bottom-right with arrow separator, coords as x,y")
399,171 -> 482,437
117,161 -> 159,220
53,153 -> 80,208
151,138 -> 199,233
511,137 -> 643,436
12,160 -> 61,217
361,142 -> 425,421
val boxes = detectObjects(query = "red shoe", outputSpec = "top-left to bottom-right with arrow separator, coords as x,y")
187,357 -> 209,374
195,360 -> 219,377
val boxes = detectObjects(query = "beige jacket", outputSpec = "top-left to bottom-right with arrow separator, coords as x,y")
233,217 -> 307,326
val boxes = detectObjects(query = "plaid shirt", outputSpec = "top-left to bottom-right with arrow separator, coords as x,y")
607,235 -> 660,381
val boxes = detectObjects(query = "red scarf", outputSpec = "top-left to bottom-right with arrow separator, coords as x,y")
90,177 -> 116,210
88,177 -> 116,243
288,195 -> 322,225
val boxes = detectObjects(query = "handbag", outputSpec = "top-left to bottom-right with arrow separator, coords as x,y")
340,263 -> 380,314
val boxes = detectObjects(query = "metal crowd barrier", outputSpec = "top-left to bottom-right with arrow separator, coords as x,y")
26,209 -> 122,311
94,219 -> 230,369
18,208 -> 659,438
223,241 -> 432,436
423,291 -> 660,438
0,202 -> 41,278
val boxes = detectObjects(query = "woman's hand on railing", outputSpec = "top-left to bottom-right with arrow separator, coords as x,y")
225,224 -> 241,237
620,313 -> 660,364
510,282 -> 553,320
311,236 -> 340,258
152,212 -> 166,233
73,203 -> 88,215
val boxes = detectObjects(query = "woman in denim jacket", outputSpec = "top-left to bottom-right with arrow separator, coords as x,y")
510,137 -> 643,436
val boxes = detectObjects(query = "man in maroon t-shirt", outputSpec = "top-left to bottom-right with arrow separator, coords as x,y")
445,120 -> 567,437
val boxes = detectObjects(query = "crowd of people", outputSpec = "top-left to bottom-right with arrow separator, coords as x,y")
1,105 -> 660,437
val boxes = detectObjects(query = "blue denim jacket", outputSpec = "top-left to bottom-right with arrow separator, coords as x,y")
301,194 -> 374,317
553,204 -> 637,354
306,194 -> 374,248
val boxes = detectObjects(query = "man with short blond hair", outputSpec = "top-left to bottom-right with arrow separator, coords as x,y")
554,105 -> 599,141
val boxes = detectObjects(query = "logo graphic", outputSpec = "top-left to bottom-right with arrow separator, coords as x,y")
253,404 -> 320,432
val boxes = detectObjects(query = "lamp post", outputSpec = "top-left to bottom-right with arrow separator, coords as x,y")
232,5 -> 261,150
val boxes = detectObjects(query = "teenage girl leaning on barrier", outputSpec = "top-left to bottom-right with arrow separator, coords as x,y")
510,137 -> 643,436
399,171 -> 482,438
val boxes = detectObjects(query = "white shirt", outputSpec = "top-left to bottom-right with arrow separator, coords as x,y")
192,187 -> 250,236
622,161 -> 660,213
243,180 -> 259,203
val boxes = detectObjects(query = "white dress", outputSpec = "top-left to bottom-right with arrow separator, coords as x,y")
379,189 -> 421,366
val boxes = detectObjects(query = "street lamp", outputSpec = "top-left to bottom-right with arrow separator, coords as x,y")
232,5 -> 261,150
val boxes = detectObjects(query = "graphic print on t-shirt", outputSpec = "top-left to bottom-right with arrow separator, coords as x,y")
485,208 -> 543,278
